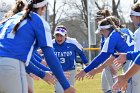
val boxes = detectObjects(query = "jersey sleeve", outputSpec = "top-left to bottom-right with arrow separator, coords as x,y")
84,52 -> 111,73
101,32 -> 119,53
33,51 -> 42,63
73,39 -> 88,64
41,46 -> 70,90
31,14 -> 53,48
126,51 -> 140,61
26,61 -> 46,79
31,55 -> 50,71
134,53 -> 140,65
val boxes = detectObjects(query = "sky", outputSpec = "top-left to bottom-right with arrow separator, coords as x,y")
1,0 -> 140,21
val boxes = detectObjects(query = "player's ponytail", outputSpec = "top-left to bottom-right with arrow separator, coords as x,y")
96,9 -> 112,19
106,16 -> 127,40
12,0 -> 33,33
104,9 -> 112,17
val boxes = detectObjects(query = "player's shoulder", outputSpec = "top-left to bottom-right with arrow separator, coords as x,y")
30,12 -> 45,24
66,37 -> 78,44
52,39 -> 55,43
134,27 -> 140,34
111,30 -> 120,36
66,37 -> 83,49
31,12 -> 51,32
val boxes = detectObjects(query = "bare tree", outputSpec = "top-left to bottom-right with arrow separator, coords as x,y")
95,0 -> 120,18
81,0 -> 88,27
112,0 -> 120,17
134,0 -> 138,3
49,0 -> 67,33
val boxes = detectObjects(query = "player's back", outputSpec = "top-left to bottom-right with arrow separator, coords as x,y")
101,29 -> 134,53
0,11 -> 51,63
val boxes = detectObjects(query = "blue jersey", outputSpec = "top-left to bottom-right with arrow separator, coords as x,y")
0,11 -> 52,66
26,53 -> 50,79
53,37 -> 88,71
0,11 -> 70,90
84,28 -> 134,73
126,26 -> 140,65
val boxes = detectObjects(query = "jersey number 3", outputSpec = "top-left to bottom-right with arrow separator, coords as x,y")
60,58 -> 65,63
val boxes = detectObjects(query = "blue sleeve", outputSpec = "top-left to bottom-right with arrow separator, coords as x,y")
126,51 -> 140,61
84,52 -> 111,73
41,46 -> 70,90
134,53 -> 140,65
75,48 -> 88,64
78,52 -> 88,64
33,52 -> 42,63
26,61 -> 46,79
101,32 -> 119,54
31,56 -> 50,71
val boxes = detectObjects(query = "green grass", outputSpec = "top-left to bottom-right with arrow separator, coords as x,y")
34,73 -> 103,93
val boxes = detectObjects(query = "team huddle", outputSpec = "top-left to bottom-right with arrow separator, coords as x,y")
0,0 -> 140,93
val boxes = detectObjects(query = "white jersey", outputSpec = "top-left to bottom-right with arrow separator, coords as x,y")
134,27 -> 140,52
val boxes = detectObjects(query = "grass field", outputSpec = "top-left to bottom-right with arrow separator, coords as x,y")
34,73 -> 103,93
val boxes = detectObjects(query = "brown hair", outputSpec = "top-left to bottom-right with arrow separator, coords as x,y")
131,3 -> 140,12
96,9 -> 112,18
99,16 -> 127,39
13,0 -> 46,33
4,0 -> 26,18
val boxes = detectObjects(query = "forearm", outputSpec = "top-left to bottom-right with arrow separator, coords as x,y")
126,51 -> 140,60
33,52 -> 42,63
103,55 -> 115,68
123,63 -> 140,81
94,56 -> 115,73
41,46 -> 70,90
78,52 -> 88,64
84,52 -> 111,73
26,62 -> 46,79
31,58 -> 50,71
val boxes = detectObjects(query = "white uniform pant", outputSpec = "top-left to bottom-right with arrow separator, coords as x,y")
122,60 -> 132,93
123,60 -> 140,93
131,70 -> 140,93
27,74 -> 34,93
101,66 -> 114,93
0,57 -> 28,93
54,70 -> 76,93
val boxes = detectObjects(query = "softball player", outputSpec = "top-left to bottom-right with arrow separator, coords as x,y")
53,25 -> 88,93
0,0 -> 75,93
113,3 -> 140,93
76,16 -> 134,93
93,9 -> 118,93
2,1 -> 51,93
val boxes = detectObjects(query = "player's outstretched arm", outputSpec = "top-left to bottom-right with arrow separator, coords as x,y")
64,86 -> 76,93
75,70 -> 86,81
41,46 -> 76,92
113,62 -> 140,91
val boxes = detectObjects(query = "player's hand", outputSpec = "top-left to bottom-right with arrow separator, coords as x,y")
112,74 -> 128,92
29,73 -> 40,80
64,72 -> 70,80
28,86 -> 33,93
86,69 -> 97,79
41,59 -> 47,66
113,53 -> 127,69
43,71 -> 56,85
109,65 -> 117,76
75,70 -> 86,81
64,86 -> 76,93
37,49 -> 43,54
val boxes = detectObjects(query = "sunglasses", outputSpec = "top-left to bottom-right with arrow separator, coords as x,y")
56,28 -> 66,32
57,26 -> 67,30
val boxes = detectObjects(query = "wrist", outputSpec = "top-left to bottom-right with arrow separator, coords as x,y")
85,63 -> 89,66
122,74 -> 128,82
